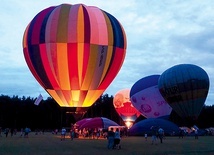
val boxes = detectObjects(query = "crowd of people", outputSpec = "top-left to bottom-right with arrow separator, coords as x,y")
0,127 -> 31,138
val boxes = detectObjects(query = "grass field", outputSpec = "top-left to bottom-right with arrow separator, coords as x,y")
0,132 -> 213,155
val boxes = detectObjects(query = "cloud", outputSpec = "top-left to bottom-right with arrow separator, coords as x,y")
0,0 -> 213,105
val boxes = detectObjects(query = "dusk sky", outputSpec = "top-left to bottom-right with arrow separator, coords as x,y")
1,0 -> 213,106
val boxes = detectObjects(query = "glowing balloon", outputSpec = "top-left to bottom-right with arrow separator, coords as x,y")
113,89 -> 140,128
158,64 -> 209,120
23,4 -> 127,109
130,75 -> 172,118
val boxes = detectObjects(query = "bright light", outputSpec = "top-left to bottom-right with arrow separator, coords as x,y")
125,121 -> 133,129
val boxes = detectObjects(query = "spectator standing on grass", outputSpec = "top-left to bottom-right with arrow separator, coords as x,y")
20,128 -> 24,137
61,127 -> 66,141
107,128 -> 115,149
0,127 -> 2,137
5,128 -> 9,137
10,128 -> 14,137
70,128 -> 75,140
144,133 -> 148,141
151,126 -> 157,145
24,127 -> 30,138
114,128 -> 121,150
158,127 -> 164,143
195,129 -> 198,139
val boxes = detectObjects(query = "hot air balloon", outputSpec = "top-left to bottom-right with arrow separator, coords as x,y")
22,3 -> 127,119
158,64 -> 209,121
113,89 -> 140,129
130,75 -> 172,118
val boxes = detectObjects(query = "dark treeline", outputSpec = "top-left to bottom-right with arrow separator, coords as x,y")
0,94 -> 213,131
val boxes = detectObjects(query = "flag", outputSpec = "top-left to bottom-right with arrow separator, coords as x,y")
34,94 -> 43,105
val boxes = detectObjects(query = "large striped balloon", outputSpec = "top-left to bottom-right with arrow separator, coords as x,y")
23,3 -> 127,108
158,64 -> 209,120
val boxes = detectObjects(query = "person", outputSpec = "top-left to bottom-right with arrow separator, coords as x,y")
20,128 -> 24,137
144,133 -> 148,141
107,128 -> 115,149
114,128 -> 121,150
151,126 -> 157,145
194,129 -> 198,139
61,127 -> 66,141
70,128 -> 75,140
24,127 -> 30,138
96,129 -> 100,139
10,128 -> 14,137
0,127 -> 2,137
179,129 -> 184,138
4,128 -> 9,137
158,127 -> 164,143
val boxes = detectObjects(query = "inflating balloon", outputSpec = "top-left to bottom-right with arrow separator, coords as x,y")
130,75 -> 172,118
158,64 -> 209,120
113,89 -> 140,129
23,3 -> 127,112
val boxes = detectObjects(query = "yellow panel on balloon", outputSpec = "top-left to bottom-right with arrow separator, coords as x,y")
81,45 -> 98,90
82,90 -> 104,107
71,90 -> 81,106
57,43 -> 70,90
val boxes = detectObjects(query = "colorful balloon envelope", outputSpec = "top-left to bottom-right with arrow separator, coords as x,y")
158,64 -> 210,120
113,89 -> 140,128
130,75 -> 172,118
23,3 -> 127,108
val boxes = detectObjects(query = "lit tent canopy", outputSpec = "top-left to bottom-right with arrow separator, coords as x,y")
78,117 -> 119,130
23,3 -> 127,108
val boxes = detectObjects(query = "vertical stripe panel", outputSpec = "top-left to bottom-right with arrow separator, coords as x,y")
90,7 -> 108,45
82,90 -> 104,107
81,44 -> 98,89
46,43 -> 59,84
99,46 -> 113,85
82,5 -> 90,43
71,90 -> 81,106
57,43 -> 70,89
104,11 -> 125,48
46,6 -> 61,43
77,5 -> 84,43
23,24 -> 30,48
82,43 -> 90,80
29,44 -> 52,88
23,48 -> 45,88
57,4 -> 70,43
77,43 -> 84,85
98,47 -> 126,89
67,43 -> 80,89
103,13 -> 114,46
68,4 -> 79,43
61,90 -> 73,106
89,45 -> 107,89
85,6 -> 98,44
40,43 -> 60,89
30,7 -> 54,44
